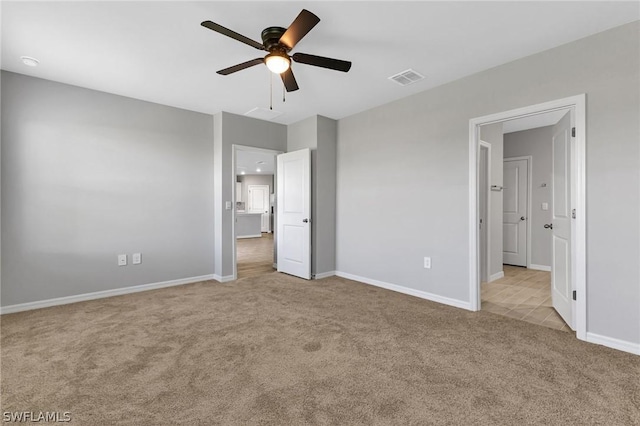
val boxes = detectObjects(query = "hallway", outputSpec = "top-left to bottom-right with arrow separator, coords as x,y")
481,265 -> 570,332
237,233 -> 275,279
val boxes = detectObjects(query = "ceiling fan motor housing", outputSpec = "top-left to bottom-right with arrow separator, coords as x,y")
261,27 -> 289,52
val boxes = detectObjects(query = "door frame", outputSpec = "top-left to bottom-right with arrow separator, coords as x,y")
503,155 -> 533,269
468,94 -> 586,341
479,141 -> 491,283
232,145 -> 283,281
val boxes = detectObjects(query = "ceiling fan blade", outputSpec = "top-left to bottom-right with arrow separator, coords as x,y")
279,9 -> 320,50
292,52 -> 352,72
217,58 -> 264,75
280,68 -> 299,92
201,21 -> 266,51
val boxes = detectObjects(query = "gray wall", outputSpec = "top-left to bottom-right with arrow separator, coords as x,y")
287,115 -> 337,276
336,22 -> 639,344
504,126 -> 554,268
214,112 -> 286,279
480,123 -> 504,279
1,71 -> 215,306
316,116 -> 338,275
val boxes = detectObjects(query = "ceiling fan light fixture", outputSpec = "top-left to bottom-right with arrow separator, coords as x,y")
265,52 -> 290,74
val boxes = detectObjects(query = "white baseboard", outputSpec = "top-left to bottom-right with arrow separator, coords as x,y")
212,274 -> 235,283
488,271 -> 504,282
314,271 -> 336,280
0,274 -> 216,315
236,234 -> 262,239
586,332 -> 640,355
273,263 -> 277,269
335,271 -> 471,310
529,264 -> 551,272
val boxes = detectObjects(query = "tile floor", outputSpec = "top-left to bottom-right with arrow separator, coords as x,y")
481,265 -> 570,332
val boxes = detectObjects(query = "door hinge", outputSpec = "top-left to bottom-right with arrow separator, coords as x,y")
572,290 -> 577,301
572,209 -> 576,219
571,127 -> 576,137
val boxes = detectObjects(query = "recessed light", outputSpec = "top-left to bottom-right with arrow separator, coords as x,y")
20,56 -> 39,67
256,168 -> 261,172
241,171 -> 245,175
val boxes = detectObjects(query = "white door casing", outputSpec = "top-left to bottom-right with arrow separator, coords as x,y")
469,94 -> 586,343
248,184 -> 270,232
551,111 -> 574,329
503,158 -> 528,266
277,149 -> 311,280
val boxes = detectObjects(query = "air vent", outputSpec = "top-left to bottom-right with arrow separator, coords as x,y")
388,69 -> 425,86
244,107 -> 283,121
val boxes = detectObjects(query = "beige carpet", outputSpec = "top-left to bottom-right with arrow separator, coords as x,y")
1,273 -> 639,425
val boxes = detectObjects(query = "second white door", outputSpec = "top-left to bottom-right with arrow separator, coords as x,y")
503,158 -> 528,266
248,184 -> 270,232
551,111 -> 574,329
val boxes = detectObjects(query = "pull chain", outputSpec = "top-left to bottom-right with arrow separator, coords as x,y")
269,72 -> 273,110
283,84 -> 286,103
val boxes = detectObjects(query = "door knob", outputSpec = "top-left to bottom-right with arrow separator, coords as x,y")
520,216 -> 526,221
544,223 -> 553,229
302,218 -> 309,223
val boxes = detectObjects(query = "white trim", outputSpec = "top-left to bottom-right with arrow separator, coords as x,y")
529,264 -> 551,272
504,155 -> 533,269
335,271 -> 471,310
314,271 -> 336,280
0,275 -> 216,315
236,234 -> 262,239
272,263 -> 277,269
488,271 -> 505,282
469,94 -> 587,343
586,332 -> 640,356
469,120 -> 480,309
212,274 -> 235,283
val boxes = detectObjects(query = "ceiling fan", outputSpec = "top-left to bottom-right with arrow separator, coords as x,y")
201,9 -> 352,92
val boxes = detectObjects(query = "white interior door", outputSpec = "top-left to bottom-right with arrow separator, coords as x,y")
503,158 -> 528,266
276,149 -> 311,279
551,111 -> 574,329
248,184 -> 270,232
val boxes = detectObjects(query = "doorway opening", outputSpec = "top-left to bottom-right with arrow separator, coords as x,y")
232,145 -> 282,280
469,94 -> 586,341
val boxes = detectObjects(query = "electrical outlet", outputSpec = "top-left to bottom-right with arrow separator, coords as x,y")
542,202 -> 549,211
424,257 -> 431,269
132,253 -> 142,265
118,254 -> 127,266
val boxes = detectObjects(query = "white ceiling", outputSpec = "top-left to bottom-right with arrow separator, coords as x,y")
236,150 -> 276,175
2,2 -> 638,125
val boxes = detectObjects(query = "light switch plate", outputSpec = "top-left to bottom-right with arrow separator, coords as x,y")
542,202 -> 549,211
118,254 -> 127,266
225,201 -> 232,210
132,253 -> 141,265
